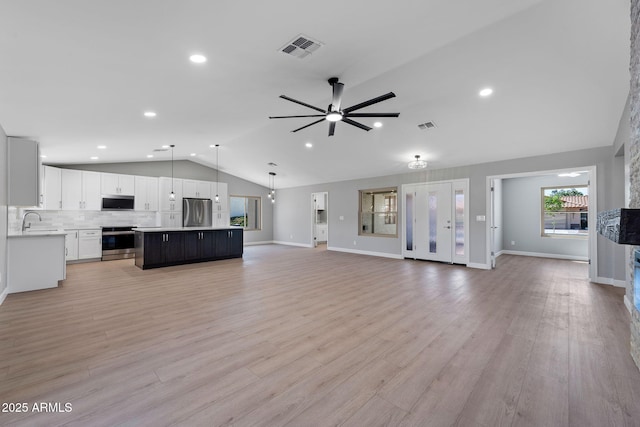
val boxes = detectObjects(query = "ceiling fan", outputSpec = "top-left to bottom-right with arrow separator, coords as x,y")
269,77 -> 399,136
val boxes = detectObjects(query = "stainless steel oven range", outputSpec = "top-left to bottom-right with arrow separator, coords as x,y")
102,226 -> 135,260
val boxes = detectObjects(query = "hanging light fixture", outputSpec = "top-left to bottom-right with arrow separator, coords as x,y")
268,172 -> 276,203
214,144 -> 220,203
169,144 -> 176,201
408,154 -> 427,169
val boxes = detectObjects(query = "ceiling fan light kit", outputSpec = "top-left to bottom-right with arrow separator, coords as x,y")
269,77 -> 400,136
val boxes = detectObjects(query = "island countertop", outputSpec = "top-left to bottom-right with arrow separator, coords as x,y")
133,226 -> 243,233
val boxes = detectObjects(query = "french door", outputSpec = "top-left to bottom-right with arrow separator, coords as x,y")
403,180 -> 468,264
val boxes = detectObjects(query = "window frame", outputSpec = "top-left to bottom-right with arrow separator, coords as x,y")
358,187 -> 398,237
540,185 -> 589,239
229,194 -> 262,231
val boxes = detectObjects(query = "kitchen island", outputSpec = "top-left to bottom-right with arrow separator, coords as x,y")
133,226 -> 243,270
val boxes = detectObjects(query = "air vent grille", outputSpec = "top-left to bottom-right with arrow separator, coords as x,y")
280,34 -> 322,59
418,121 -> 437,130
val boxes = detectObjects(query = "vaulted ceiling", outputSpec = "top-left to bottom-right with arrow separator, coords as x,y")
0,0 -> 630,188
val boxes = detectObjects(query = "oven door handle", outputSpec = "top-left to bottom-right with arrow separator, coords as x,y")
102,231 -> 135,236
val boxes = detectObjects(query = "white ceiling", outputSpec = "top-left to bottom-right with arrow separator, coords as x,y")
0,0 -> 630,189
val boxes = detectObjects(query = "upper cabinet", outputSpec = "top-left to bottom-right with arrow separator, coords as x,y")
42,166 -> 62,210
8,137 -> 40,207
61,169 -> 101,210
158,177 -> 183,212
134,176 -> 159,211
101,173 -> 135,196
183,179 -> 211,199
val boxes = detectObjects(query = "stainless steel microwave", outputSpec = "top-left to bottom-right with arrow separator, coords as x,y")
101,195 -> 134,210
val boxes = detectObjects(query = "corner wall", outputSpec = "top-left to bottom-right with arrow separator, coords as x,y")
629,0 -> 640,369
0,124 -> 7,303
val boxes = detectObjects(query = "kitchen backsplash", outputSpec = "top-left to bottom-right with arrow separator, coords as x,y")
8,207 -> 158,232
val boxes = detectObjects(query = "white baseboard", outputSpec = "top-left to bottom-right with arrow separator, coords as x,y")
467,262 -> 491,270
273,241 -> 313,248
0,287 -> 7,307
244,240 -> 275,246
495,250 -> 505,257
614,279 -> 627,289
624,294 -> 633,314
327,246 -> 403,259
590,276 -> 627,289
501,250 -> 588,262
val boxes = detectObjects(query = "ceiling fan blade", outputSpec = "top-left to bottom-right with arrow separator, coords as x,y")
342,118 -> 372,131
269,114 -> 325,119
291,118 -> 325,133
342,92 -> 396,113
331,82 -> 344,111
328,122 -> 336,136
344,113 -> 400,118
279,95 -> 326,113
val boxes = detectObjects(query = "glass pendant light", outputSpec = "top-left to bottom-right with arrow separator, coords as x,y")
408,154 -> 427,169
169,144 -> 176,201
215,144 -> 220,203
268,172 -> 276,203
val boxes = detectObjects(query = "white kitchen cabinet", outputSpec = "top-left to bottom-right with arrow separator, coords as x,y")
61,169 -> 101,210
7,233 -> 66,293
316,224 -> 328,242
8,137 -> 40,207
134,176 -> 159,211
213,211 -> 230,227
160,211 -> 183,227
159,177 -> 183,212
314,192 -> 326,210
65,230 -> 79,261
183,179 -> 211,199
43,165 -> 62,210
101,173 -> 135,195
78,229 -> 102,259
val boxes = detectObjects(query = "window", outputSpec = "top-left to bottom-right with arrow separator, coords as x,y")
230,196 -> 261,230
541,186 -> 588,237
359,187 -> 398,237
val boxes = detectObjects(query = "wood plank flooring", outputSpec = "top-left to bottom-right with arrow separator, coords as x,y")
0,245 -> 638,426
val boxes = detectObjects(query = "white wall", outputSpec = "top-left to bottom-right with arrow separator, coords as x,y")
501,174 -> 588,259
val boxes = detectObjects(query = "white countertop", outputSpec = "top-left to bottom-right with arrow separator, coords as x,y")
133,226 -> 242,232
8,229 -> 67,237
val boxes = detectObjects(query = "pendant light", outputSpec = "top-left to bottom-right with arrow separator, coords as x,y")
169,144 -> 176,201
215,144 -> 220,203
268,172 -> 276,203
408,154 -> 427,169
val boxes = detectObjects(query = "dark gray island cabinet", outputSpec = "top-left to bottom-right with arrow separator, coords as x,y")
134,227 -> 243,269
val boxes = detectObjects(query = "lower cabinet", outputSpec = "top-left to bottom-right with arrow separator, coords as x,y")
135,228 -> 242,269
66,229 -> 102,261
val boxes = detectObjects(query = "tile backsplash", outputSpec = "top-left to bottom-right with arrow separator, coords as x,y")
9,207 -> 158,232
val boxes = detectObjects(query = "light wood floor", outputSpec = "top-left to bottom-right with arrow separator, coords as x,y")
0,245 -> 639,426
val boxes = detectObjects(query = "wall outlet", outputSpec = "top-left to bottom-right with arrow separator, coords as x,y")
290,234 -> 293,239
339,216 -> 344,221
511,241 -> 516,246
353,240 -> 357,246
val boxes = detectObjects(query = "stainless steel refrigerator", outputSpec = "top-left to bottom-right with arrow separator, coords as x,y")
183,198 -> 213,227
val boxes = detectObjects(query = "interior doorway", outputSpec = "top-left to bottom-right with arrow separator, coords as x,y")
486,166 -> 596,280
311,192 -> 328,248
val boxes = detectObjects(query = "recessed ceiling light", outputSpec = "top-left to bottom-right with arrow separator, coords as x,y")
210,144 -> 216,148
90,156 -> 99,160
305,142 -> 313,148
373,122 -> 383,128
190,153 -> 196,156
144,111 -> 157,118
190,54 -> 207,64
147,154 -> 154,158
97,145 -> 106,149
40,155 -> 47,158
479,88 -> 493,97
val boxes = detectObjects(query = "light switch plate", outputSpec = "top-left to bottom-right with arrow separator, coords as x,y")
476,215 -> 486,222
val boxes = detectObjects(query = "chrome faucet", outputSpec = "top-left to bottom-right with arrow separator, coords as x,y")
21,211 -> 42,231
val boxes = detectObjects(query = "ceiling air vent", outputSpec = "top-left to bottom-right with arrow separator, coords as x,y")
280,34 -> 323,59
418,121 -> 437,130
